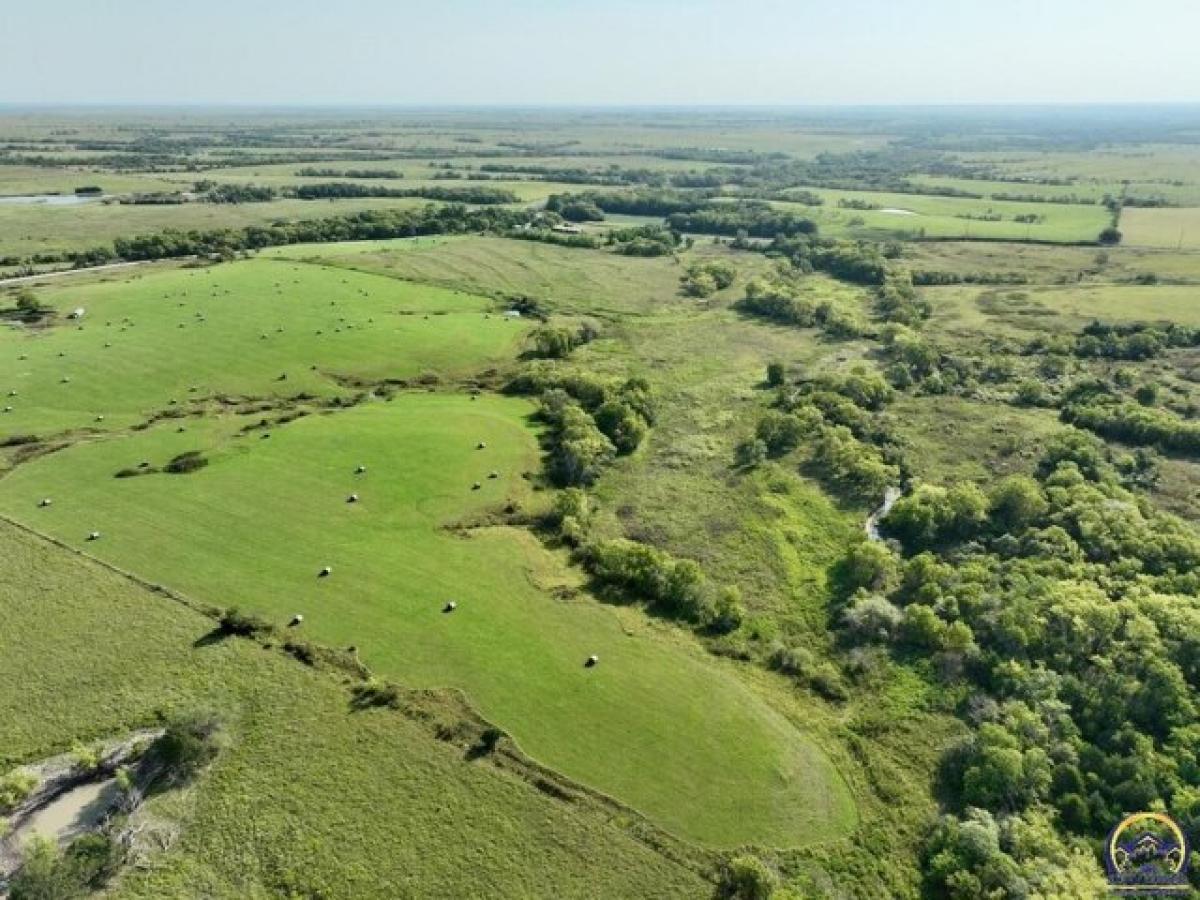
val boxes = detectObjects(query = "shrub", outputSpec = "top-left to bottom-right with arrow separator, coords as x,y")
766,361 -> 785,387
755,411 -> 804,456
351,679 -> 403,709
70,743 -> 102,774
810,425 -> 899,500
681,261 -> 737,297
735,438 -> 769,468
842,591 -> 904,642
1134,383 -> 1159,406
218,606 -> 274,639
164,451 -> 208,474
0,768 -> 37,812
883,483 -> 988,549
530,325 -> 577,359
8,838 -> 86,900
1014,379 -> 1046,406
592,400 -> 647,454
718,854 -> 780,900
146,712 -> 222,783
843,541 -> 899,591
682,270 -> 718,298
710,586 -> 745,633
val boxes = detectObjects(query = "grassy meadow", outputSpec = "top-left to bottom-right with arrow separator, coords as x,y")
0,258 -> 526,437
0,519 -> 710,899
0,254 -> 856,850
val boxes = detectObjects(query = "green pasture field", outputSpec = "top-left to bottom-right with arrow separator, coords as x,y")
0,520 -> 708,898
770,188 -> 1109,242
0,394 -> 854,849
0,196 -> 433,259
0,255 -> 856,849
0,258 -> 526,437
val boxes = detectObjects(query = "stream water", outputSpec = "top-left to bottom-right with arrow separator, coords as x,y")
865,486 -> 902,541
8,778 -> 121,848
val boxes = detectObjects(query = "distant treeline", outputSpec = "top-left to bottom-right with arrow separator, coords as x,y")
295,167 -> 404,179
192,181 -> 518,205
289,182 -> 517,203
41,204 -> 537,268
473,163 -> 729,189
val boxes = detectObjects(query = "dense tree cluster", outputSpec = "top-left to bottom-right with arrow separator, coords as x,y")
1063,398 -> 1200,455
204,183 -> 278,203
508,366 -> 654,485
606,224 -> 681,257
831,430 -> 1200,893
739,367 -> 902,500
528,321 -> 599,359
548,189 -> 710,218
739,272 -> 868,339
543,194 -> 605,222
294,167 -> 403,178
666,201 -> 818,239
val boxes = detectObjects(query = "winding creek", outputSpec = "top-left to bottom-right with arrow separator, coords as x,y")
865,486 -> 901,541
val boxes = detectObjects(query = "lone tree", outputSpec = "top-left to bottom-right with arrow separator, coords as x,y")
1098,226 -> 1122,245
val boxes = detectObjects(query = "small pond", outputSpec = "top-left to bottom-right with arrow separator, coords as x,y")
0,193 -> 107,206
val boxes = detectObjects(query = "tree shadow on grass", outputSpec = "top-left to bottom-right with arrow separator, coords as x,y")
192,627 -> 229,649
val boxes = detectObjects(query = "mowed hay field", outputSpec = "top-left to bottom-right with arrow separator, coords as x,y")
0,521 -> 708,899
0,258 -> 525,437
0,260 -> 855,848
1121,206 -> 1200,250
772,188 -> 1109,242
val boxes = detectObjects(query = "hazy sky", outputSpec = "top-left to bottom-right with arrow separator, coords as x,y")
4,0 -> 1198,106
